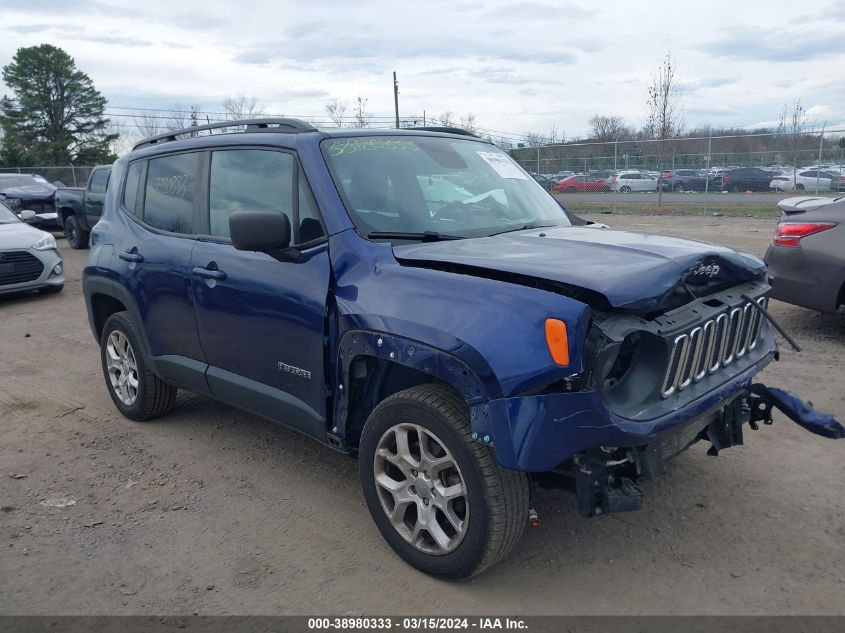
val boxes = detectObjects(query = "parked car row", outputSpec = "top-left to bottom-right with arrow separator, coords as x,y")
547,166 -> 845,194
770,170 -> 843,193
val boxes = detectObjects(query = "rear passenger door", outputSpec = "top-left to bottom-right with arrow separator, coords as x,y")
115,152 -> 208,392
190,148 -> 330,440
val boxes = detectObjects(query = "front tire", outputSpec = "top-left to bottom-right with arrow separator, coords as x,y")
64,216 -> 89,249
359,384 -> 529,578
100,312 -> 176,421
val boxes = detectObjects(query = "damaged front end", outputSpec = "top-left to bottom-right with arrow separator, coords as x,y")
569,385 -> 843,517
479,277 -> 843,519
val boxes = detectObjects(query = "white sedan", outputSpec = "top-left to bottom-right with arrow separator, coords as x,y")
0,202 -> 64,296
770,170 -> 835,192
609,172 -> 658,192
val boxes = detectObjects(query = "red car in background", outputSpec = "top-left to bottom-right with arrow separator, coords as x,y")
553,174 -> 610,193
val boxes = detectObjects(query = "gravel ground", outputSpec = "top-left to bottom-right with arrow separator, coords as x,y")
1,214 -> 843,615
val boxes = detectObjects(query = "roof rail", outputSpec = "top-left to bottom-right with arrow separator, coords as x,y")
132,117 -> 317,150
408,126 -> 480,138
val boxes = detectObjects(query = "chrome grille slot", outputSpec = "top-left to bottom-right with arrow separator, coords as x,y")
747,297 -> 766,350
695,321 -> 714,381
678,327 -> 702,390
722,307 -> 743,366
661,334 -> 689,398
710,313 -> 727,373
659,297 -> 768,399
735,303 -> 754,358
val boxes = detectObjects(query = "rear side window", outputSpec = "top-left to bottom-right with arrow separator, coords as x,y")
144,152 -> 200,234
123,162 -> 143,216
89,168 -> 110,194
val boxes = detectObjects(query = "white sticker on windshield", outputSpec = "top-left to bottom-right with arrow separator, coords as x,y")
477,151 -> 528,180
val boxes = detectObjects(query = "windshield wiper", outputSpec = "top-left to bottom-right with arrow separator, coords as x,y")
488,223 -> 560,236
368,231 -> 463,242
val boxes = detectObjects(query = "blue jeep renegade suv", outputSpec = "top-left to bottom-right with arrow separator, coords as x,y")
83,119 -> 842,578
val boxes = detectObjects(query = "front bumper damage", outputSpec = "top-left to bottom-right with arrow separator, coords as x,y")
477,374 -> 843,518
571,383 -> 842,517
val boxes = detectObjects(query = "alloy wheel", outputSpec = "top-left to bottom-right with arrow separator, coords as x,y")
105,330 -> 139,405
373,423 -> 469,555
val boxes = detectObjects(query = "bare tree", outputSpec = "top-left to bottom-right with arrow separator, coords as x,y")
778,99 -> 807,185
645,53 -> 684,205
588,115 -> 630,142
546,123 -> 565,145
107,122 -> 132,156
165,103 -> 195,132
133,111 -> 165,141
222,94 -> 264,120
351,96 -> 370,128
325,99 -> 348,127
459,113 -> 478,134
438,111 -> 455,127
524,132 -> 546,148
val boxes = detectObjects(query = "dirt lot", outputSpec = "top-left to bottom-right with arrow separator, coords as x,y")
1,214 -> 843,615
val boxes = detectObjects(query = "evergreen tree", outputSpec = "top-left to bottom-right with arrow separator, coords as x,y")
0,44 -> 117,166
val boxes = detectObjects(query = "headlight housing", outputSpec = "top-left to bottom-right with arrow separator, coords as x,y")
32,232 -> 57,251
2,197 -> 21,211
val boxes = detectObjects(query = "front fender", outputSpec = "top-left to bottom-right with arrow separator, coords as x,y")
329,230 -> 593,398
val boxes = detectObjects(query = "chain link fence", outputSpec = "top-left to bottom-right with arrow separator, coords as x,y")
510,128 -> 845,213
0,165 -> 95,188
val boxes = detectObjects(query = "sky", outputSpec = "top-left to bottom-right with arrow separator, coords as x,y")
1,0 -> 844,143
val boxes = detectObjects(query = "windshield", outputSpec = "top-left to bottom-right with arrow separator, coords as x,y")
321,136 -> 570,239
0,201 -> 22,224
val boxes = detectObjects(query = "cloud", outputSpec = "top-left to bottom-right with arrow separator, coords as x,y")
233,34 -> 578,66
484,2 -> 596,20
702,27 -> 845,61
3,23 -> 153,47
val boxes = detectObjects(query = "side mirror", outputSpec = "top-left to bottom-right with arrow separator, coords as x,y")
229,211 -> 292,253
19,210 -> 37,221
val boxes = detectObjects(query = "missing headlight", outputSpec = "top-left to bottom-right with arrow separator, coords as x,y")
600,331 -> 666,412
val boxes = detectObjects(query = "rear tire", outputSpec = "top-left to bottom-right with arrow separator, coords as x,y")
359,384 -> 529,579
565,187 -> 576,193
620,186 -> 631,193
64,216 -> 89,250
100,312 -> 176,421
795,183 -> 805,191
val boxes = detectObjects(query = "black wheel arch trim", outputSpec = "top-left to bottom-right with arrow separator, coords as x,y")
83,275 -> 156,369
333,329 -> 494,450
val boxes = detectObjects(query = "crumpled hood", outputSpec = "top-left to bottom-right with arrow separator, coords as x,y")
0,184 -> 56,201
393,226 -> 767,311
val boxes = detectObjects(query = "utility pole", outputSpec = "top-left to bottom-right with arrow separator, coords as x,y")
816,122 -> 826,195
393,71 -> 400,129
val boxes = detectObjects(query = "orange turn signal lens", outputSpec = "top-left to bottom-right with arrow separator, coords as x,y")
545,318 -> 569,366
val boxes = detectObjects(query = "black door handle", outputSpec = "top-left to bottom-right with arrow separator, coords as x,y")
119,250 -> 144,263
192,266 -> 227,281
